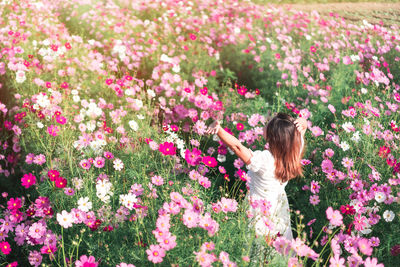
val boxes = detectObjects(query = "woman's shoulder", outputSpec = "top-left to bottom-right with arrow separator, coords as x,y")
246,149 -> 274,173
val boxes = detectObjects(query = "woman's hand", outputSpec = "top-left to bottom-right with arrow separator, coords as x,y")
206,120 -> 221,135
294,117 -> 307,136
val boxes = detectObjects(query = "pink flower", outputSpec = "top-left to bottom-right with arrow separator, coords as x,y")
353,214 -> 367,231
202,156 -> 217,167
47,125 -> 60,136
273,237 -> 292,255
159,234 -> 177,251
151,175 -> 164,186
310,46 -> 317,53
329,254 -> 345,267
310,126 -> 323,137
93,157 -> 105,168
198,176 -> 211,189
29,250 -> 42,267
56,115 -> 67,125
146,244 -> 165,264
103,151 -> 114,160
7,197 -> 22,210
358,238 -> 372,256
158,142 -> 176,156
343,55 -> 353,65
47,169 -> 60,181
25,153 -> 35,164
21,173 -> 36,188
185,148 -> 202,166
55,176 -> 67,188
0,241 -> 11,255
236,123 -> 244,131
80,159 -> 91,170
364,257 -> 383,267
310,180 -> 320,194
326,207 -> 343,226
288,257 -> 302,267
309,195 -> 320,206
182,209 -> 199,228
75,255 -> 99,267
33,154 -> 46,165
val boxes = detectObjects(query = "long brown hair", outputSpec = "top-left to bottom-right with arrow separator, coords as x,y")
264,113 -> 304,183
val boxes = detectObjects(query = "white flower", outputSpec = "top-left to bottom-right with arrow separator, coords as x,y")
172,64 -> 180,73
217,154 -> 226,162
96,180 -> 112,195
175,139 -> 185,150
36,93 -> 50,108
113,158 -> 124,171
340,141 -> 350,151
342,122 -> 354,133
147,89 -> 156,98
137,114 -> 145,120
375,192 -> 386,203
360,221 -> 372,235
15,70 -> 26,83
160,54 -> 172,63
56,210 -> 73,228
86,120 -> 96,132
129,120 -> 139,131
135,99 -> 143,109
351,131 -> 361,143
73,95 -> 80,102
119,193 -> 137,210
72,178 -> 83,190
361,88 -> 368,94
37,122 -> 44,129
383,210 -> 395,222
77,197 -> 92,212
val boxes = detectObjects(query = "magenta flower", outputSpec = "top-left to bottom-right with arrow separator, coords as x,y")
146,244 -> 166,264
326,207 -> 343,226
47,125 -> 60,136
202,156 -> 217,168
47,169 -> 60,181
104,151 -> 114,160
159,142 -> 176,156
185,148 -> 202,166
56,115 -> 67,125
7,197 -> 22,210
0,241 -> 11,255
21,173 -> 36,188
55,176 -> 67,189
75,255 -> 99,267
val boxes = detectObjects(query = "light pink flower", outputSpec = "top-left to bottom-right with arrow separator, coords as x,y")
326,207 -> 343,226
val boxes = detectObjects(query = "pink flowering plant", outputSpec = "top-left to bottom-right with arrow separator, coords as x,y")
0,0 -> 399,266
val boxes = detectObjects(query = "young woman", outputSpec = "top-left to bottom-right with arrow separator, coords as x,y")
206,113 -> 307,241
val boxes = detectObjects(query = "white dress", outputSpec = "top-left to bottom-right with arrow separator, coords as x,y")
246,149 -> 293,241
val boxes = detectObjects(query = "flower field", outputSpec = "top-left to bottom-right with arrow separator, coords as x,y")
0,0 -> 399,266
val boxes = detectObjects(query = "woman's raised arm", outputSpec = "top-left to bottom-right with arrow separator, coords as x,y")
206,121 -> 252,165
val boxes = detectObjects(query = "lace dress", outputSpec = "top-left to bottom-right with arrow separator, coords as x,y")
245,149 -> 294,241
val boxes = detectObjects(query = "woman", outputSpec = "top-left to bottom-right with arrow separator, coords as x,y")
206,113 -> 307,260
